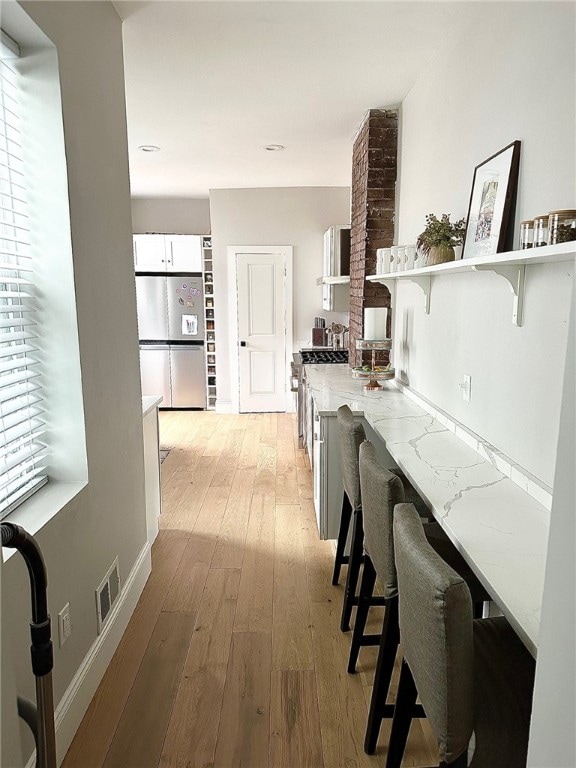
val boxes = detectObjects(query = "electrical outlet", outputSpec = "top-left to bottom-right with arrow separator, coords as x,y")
58,603 -> 71,647
460,374 -> 472,403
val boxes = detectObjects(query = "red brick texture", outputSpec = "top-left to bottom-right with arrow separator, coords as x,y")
349,109 -> 398,367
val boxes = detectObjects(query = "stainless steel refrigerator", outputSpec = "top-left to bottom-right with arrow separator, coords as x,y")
136,273 -> 206,408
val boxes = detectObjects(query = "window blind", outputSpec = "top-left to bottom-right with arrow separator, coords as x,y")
0,35 -> 47,519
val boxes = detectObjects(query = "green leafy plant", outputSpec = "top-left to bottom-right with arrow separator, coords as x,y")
416,213 -> 466,255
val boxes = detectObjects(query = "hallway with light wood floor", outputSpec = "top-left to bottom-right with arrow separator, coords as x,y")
63,412 -> 438,768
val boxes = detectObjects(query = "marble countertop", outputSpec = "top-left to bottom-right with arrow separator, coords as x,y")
305,364 -> 549,657
142,395 -> 163,417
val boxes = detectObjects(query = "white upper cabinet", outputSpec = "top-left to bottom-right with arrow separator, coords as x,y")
133,234 -> 167,270
134,234 -> 203,272
165,235 -> 202,272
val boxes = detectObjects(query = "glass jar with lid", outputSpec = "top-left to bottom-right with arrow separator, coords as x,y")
533,215 -> 549,247
548,210 -> 576,244
519,220 -> 534,249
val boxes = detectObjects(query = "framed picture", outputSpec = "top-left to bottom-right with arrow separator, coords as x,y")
462,141 -> 521,259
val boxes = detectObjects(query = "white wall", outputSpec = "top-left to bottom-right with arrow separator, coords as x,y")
395,7 -> 574,761
209,186 -> 350,410
397,2 -> 575,246
1,2 -> 148,765
131,196 -> 211,234
394,1 -> 575,487
528,284 -> 575,767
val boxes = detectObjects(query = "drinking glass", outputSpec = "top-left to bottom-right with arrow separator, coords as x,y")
404,244 -> 417,270
380,247 -> 391,273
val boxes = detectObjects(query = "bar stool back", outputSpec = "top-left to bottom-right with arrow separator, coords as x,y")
332,405 -> 366,632
355,442 -> 490,755
389,503 -> 535,768
354,441 -> 419,753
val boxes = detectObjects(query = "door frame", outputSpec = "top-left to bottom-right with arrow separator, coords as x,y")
227,245 -> 294,414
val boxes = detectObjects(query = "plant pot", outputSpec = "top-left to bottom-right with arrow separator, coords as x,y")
427,244 -> 455,265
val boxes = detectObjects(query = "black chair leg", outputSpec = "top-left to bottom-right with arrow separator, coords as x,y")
340,508 -> 364,632
364,596 -> 400,754
332,492 -> 353,585
385,658 -> 418,768
347,555 -> 377,673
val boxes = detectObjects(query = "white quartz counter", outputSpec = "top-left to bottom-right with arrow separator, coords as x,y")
142,395 -> 163,417
305,364 -> 549,657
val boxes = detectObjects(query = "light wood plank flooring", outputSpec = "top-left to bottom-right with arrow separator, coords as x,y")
63,412 -> 437,768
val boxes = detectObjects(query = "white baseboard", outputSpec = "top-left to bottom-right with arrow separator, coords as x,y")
215,399 -> 235,414
24,541 -> 152,768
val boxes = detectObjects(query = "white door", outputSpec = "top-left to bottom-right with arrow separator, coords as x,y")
235,249 -> 291,413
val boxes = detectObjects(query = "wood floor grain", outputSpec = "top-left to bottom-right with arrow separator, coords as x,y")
63,411 -> 438,768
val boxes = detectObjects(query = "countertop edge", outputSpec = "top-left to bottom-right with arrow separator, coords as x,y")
142,395 -> 163,417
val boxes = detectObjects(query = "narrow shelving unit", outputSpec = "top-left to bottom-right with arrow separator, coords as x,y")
202,236 -> 217,410
367,242 -> 575,326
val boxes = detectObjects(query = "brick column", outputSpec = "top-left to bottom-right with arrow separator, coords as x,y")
349,109 -> 398,368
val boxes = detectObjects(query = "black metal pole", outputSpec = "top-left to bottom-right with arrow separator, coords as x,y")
2,522 -> 57,768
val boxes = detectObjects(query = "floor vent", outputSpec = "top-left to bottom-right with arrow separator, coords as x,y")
96,557 -> 120,634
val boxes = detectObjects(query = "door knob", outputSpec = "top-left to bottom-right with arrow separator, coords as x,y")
240,341 -> 247,347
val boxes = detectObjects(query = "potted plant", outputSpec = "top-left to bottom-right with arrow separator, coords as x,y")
416,213 -> 466,265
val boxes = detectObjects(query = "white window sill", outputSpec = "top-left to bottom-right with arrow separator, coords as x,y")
2,479 -> 87,562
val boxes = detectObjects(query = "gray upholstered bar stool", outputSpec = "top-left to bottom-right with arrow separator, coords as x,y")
332,404 -> 366,632
352,441 -> 490,755
333,405 -> 433,633
388,503 -> 535,768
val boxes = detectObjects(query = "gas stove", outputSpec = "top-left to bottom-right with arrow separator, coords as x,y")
292,348 -> 349,450
300,349 -> 349,365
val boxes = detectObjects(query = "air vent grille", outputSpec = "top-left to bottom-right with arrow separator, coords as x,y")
96,557 -> 120,633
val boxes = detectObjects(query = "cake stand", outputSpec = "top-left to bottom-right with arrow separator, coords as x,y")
352,339 -> 394,391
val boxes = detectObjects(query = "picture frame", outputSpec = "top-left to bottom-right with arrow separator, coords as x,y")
462,140 -> 521,260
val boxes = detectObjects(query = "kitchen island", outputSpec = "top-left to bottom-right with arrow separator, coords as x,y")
305,363 -> 550,658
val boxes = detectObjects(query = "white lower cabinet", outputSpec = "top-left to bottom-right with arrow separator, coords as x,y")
312,408 -> 343,539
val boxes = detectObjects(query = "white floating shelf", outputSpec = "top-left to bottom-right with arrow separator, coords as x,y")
367,242 -> 575,326
316,275 -> 351,286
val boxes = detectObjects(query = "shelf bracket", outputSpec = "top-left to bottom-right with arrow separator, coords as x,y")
473,264 -> 525,326
374,278 -> 396,307
405,275 -> 431,314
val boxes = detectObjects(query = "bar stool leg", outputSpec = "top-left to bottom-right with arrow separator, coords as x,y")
340,508 -> 364,632
332,492 -> 352,586
347,555 -> 377,673
384,658 -> 418,768
364,596 -> 400,754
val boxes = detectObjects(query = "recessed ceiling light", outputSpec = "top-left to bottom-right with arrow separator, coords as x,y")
264,144 -> 285,152
138,144 -> 161,152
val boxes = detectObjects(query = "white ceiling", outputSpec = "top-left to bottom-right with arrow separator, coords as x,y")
114,1 -> 477,199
